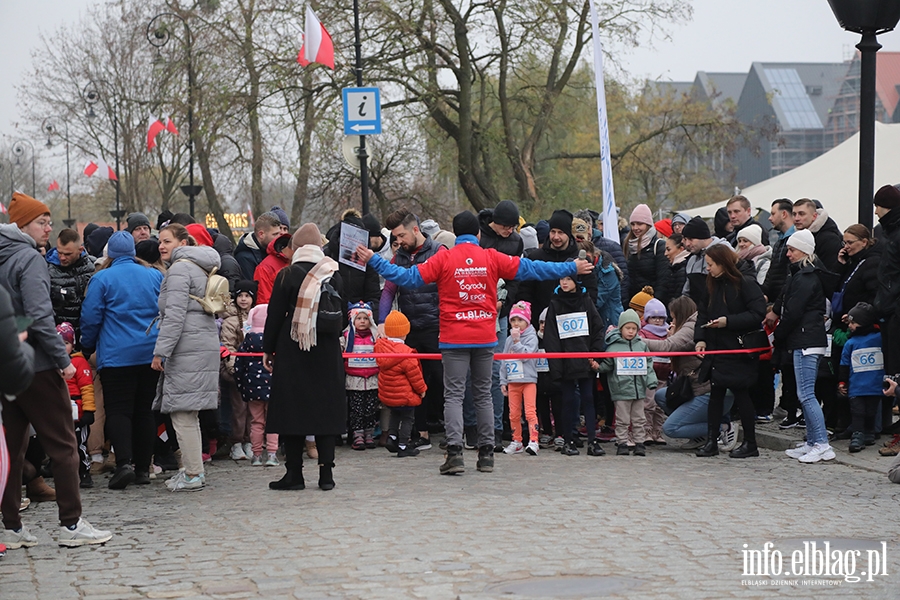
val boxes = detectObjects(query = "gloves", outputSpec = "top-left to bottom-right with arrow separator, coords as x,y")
510,327 -> 521,343
79,411 -> 95,426
832,328 -> 849,348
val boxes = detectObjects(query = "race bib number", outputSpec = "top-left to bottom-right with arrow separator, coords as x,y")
616,356 -> 646,376
556,312 -> 589,339
505,360 -> 525,381
851,347 -> 883,373
535,349 -> 549,373
347,343 -> 377,369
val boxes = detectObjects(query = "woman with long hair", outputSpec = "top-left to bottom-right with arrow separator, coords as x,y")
773,230 -> 835,464
694,244 -> 766,458
624,204 -> 670,300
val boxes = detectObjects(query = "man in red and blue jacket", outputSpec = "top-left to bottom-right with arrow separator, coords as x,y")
358,211 -> 593,475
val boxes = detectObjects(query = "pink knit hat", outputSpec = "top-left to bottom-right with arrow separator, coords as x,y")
247,304 -> 269,333
629,204 -> 654,226
509,300 -> 532,324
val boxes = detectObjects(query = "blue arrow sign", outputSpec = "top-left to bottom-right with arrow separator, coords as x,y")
342,87 -> 382,135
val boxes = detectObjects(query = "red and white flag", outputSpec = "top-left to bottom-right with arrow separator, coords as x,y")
297,6 -> 334,69
147,115 -> 166,152
0,202 -> 7,215
166,117 -> 179,135
84,159 -> 118,181
247,204 -> 255,227
48,180 -> 60,192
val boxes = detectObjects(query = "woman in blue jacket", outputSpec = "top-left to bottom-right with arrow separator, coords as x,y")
80,232 -> 164,490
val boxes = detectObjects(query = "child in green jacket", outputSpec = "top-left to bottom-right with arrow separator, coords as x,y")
598,309 -> 658,456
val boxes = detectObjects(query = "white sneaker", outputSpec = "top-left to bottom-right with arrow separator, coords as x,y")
242,442 -> 253,460
165,469 -> 186,489
169,473 -> 205,492
1,526 -> 38,549
785,442 -> 814,459
525,441 -> 539,455
798,443 -> 836,463
250,454 -> 264,466
682,437 -> 707,450
718,421 -> 740,452
58,518 -> 112,547
503,441 -> 524,455
230,443 -> 247,461
265,453 -> 279,467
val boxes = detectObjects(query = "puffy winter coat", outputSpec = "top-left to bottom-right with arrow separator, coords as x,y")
773,260 -> 828,351
833,243 -> 881,320
626,235 -> 669,300
66,352 -> 95,419
543,286 -> 606,381
234,332 -> 271,402
0,284 -> 34,396
807,209 -> 843,273
212,232 -> 243,291
875,207 -> 900,319
591,231 -> 630,304
594,251 -> 624,329
695,275 -> 766,388
324,211 -> 382,325
762,227 -> 793,302
254,234 -> 291,305
598,328 -> 658,401
46,248 -> 95,335
479,209 -> 524,317
499,323 -> 540,385
234,231 -> 266,280
152,246 -> 221,413
659,256 -> 687,308
374,337 -> 426,407
219,307 -> 250,376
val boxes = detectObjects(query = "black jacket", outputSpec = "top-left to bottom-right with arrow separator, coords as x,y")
212,233 -> 243,292
324,214 -> 383,325
834,243 -> 881,319
543,286 -> 606,381
0,284 -> 35,396
659,259 -> 687,309
809,213 -> 843,273
233,232 -> 265,281
875,207 -> 900,319
695,275 -> 766,388
591,231 -> 630,303
773,261 -> 828,351
517,237 -> 598,329
625,236 -> 669,300
46,251 -> 95,336
392,235 -> 443,332
479,209 -> 524,318
761,231 -> 791,302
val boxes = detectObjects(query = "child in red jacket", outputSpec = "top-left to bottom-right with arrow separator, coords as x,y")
374,311 -> 427,457
57,323 -> 96,488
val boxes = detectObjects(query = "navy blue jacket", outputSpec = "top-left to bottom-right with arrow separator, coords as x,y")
234,332 -> 271,402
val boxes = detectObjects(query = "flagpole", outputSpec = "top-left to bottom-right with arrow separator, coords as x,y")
353,0 -> 370,216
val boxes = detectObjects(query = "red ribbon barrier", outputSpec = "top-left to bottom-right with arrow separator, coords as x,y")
225,348 -> 770,360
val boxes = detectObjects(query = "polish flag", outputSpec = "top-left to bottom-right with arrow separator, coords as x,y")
247,204 -> 255,227
297,6 -> 334,69
84,159 -> 118,181
147,115 -> 166,151
0,202 -> 7,215
166,117 -> 179,135
48,180 -> 60,192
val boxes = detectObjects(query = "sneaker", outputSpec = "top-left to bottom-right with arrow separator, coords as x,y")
586,440 -> 606,456
385,437 -> 400,453
849,432 -> 865,453
1,526 -> 38,549
797,417 -> 806,429
779,412 -> 802,429
553,436 -> 565,450
562,441 -> 580,456
616,444 -> 631,456
503,441 -> 524,455
58,518 -> 112,547
397,446 -> 420,458
785,442 -> 814,459
133,471 -> 151,485
879,434 -> 900,456
201,453 -> 212,464
352,431 -> 366,451
798,443 -> 836,463
476,446 -> 495,472
525,441 -> 539,455
538,434 -> 552,448
251,454 -> 264,466
756,414 -> 773,424
440,446 -> 465,475
595,426 -> 617,443
108,465 -> 135,490
265,453 -> 279,467
364,430 -> 377,449
413,437 -> 432,451
682,437 -> 707,450
718,421 -> 740,452
633,443 -> 646,457
230,443 -> 247,460
19,497 -> 30,512
165,470 -> 205,490
80,472 -> 94,489
169,473 -> 205,492
242,442 -> 253,459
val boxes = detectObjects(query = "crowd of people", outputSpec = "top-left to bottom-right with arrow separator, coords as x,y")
2,187 -> 900,555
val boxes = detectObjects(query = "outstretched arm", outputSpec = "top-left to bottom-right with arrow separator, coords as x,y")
514,257 -> 593,281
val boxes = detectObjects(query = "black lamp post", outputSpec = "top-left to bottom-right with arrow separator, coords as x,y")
147,12 -> 201,218
352,0 -> 370,216
11,140 -> 36,197
829,0 -> 900,229
83,80 -> 124,229
43,117 -> 74,228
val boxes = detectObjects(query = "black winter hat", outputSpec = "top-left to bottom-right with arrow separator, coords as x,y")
85,226 -> 114,258
491,199 -> 520,226
848,302 -> 878,329
874,184 -> 900,209
548,209 -> 574,236
126,212 -> 151,233
156,210 -> 174,231
234,280 -> 259,303
681,216 -> 711,240
452,211 -> 480,237
135,239 -> 161,264
362,213 -> 384,238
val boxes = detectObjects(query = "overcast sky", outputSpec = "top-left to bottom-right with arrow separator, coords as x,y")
4,0 -> 900,142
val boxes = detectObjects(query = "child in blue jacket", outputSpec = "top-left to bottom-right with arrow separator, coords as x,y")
838,303 -> 884,453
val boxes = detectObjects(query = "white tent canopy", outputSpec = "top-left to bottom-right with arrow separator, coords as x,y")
687,122 -> 900,230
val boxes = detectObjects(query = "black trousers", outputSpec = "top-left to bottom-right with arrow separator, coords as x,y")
282,434 -> 336,471
750,360 -> 776,417
99,365 -> 159,471
709,384 -> 756,445
407,329 -> 443,431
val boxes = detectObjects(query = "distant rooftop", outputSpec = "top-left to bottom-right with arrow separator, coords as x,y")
751,62 -> 847,130
693,72 -> 747,107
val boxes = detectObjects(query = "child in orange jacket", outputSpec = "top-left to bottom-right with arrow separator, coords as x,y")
57,322 -> 96,488
374,311 -> 427,457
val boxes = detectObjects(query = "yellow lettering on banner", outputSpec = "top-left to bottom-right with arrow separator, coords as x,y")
205,213 -> 250,229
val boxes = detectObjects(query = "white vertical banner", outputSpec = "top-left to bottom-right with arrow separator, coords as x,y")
587,0 -> 619,243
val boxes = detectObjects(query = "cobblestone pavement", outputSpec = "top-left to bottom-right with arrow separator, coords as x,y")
2,439 -> 899,599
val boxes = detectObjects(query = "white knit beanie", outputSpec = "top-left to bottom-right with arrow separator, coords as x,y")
786,229 -> 815,256
736,223 -> 763,247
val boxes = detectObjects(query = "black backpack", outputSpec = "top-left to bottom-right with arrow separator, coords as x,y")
316,277 -> 344,334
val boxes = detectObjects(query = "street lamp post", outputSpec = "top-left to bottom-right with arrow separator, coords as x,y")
43,117 -> 74,228
147,12 -> 201,218
83,80 -> 124,230
829,0 -> 900,229
11,140 -> 36,197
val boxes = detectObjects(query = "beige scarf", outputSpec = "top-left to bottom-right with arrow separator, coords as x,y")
289,245 -> 339,351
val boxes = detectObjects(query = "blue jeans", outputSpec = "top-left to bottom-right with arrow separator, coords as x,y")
793,350 -> 828,445
655,388 -> 732,440
490,317 -> 508,432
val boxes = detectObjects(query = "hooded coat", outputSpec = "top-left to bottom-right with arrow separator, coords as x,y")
625,234 -> 669,300
598,326 -> 659,402
324,209 -> 382,325
152,246 -> 222,413
543,284 -> 606,381
590,231 -> 630,304
211,232 -> 243,291
254,234 -> 291,305
45,248 -> 95,336
0,224 -> 71,372
374,337 -> 426,407
806,209 -> 843,273
234,231 -> 266,280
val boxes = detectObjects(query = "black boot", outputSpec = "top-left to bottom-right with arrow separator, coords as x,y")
696,428 -> 719,457
318,463 -> 335,491
477,445 -> 495,472
270,441 -> 305,490
493,430 -> 504,453
269,469 -> 305,490
729,440 -> 759,459
108,464 -> 136,490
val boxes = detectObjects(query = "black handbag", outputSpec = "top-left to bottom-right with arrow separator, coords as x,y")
738,329 -> 770,356
665,372 -> 695,411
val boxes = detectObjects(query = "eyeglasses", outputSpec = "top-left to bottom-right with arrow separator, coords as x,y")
34,219 -> 53,229
841,238 -> 862,246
